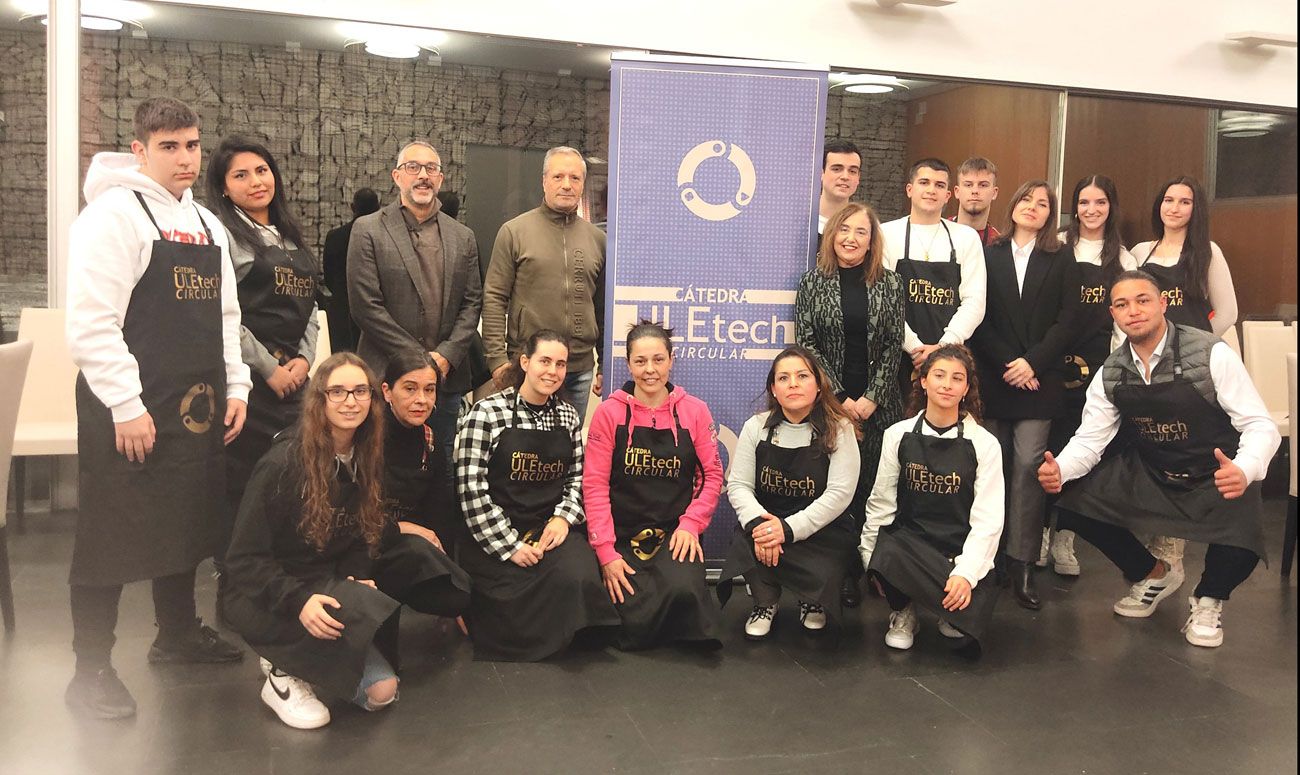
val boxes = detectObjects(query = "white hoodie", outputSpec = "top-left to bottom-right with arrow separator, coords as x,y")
66,152 -> 252,423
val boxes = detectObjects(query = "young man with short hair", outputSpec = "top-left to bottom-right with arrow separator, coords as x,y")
880,158 -> 987,381
819,139 -> 862,235
950,157 -> 1001,246
1039,270 -> 1279,647
64,97 -> 251,719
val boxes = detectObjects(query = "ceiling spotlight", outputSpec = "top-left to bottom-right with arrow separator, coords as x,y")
18,0 -> 150,31
831,73 -> 907,95
339,21 -> 447,60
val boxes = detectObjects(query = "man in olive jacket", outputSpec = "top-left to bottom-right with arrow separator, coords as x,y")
482,146 -> 606,418
347,140 -> 482,459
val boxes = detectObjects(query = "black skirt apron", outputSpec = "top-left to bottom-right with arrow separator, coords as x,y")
72,194 -> 227,586
897,219 -> 961,397
1058,330 -> 1266,558
458,399 -> 617,661
225,237 -> 319,510
377,415 -> 473,611
607,403 -> 721,650
867,414 -> 999,642
1140,251 -> 1213,332
1052,261 -> 1113,452
716,423 -> 855,620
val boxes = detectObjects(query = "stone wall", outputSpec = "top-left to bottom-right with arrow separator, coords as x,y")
0,27 -> 905,335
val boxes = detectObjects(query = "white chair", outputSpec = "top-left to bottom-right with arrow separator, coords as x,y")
309,308 -> 332,377
1,340 -> 35,632
11,308 -> 80,534
1241,320 -> 1297,438
1220,324 -> 1241,358
1285,353 -> 1297,577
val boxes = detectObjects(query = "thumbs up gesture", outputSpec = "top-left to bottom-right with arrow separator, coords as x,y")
1213,448 -> 1247,500
1038,451 -> 1062,494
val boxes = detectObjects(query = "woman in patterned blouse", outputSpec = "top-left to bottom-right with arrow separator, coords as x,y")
796,201 -> 906,608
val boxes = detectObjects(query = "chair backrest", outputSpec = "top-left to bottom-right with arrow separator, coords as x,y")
0,340 -> 35,529
1241,320 -> 1298,419
16,308 -> 79,426
309,308 -> 332,377
1220,325 -> 1241,358
1289,353 -> 1297,499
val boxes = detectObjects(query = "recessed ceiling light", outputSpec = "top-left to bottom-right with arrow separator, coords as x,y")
845,84 -> 895,94
19,0 -> 150,31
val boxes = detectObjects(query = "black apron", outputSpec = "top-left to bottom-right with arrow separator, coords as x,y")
72,194 -> 227,586
897,219 -> 961,395
716,423 -> 855,620
1052,261 -> 1114,455
225,236 -> 319,510
607,403 -> 720,650
867,414 -> 999,642
1139,250 -> 1213,332
377,413 -> 474,610
458,398 -> 617,661
1058,330 -> 1266,558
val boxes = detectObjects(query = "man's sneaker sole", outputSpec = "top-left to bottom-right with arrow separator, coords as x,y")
260,679 -> 330,729
1053,560 -> 1081,577
884,631 -> 915,650
1113,576 -> 1184,618
1185,628 -> 1224,648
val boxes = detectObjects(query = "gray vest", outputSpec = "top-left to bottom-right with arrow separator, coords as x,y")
1101,324 -> 1218,407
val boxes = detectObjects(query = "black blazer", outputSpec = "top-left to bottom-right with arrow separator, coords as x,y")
970,241 -> 1080,419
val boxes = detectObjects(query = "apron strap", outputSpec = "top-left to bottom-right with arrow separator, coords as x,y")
913,411 -> 965,437
193,205 -> 216,243
134,192 -> 165,239
911,412 -> 927,434
903,218 -> 958,263
938,219 -> 956,262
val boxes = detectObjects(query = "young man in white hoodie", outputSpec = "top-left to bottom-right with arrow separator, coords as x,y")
64,97 -> 252,719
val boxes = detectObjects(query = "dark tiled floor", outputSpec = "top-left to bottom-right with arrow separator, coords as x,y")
1,503 -> 1296,775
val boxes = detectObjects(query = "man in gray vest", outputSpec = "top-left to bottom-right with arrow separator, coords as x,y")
1038,269 -> 1279,648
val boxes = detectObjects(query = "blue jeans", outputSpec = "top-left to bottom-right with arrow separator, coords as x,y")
429,388 -> 465,466
562,368 -> 594,423
350,644 -> 398,709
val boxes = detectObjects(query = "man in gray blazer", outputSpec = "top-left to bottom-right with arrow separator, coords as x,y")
347,140 -> 481,460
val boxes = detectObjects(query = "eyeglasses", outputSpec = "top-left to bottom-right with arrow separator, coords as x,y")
397,161 -> 442,176
324,385 -> 373,403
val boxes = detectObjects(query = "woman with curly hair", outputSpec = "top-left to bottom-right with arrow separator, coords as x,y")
860,344 -> 1005,653
716,346 -> 862,641
224,353 -> 444,729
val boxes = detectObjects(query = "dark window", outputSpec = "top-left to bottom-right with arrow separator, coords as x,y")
1213,110 -> 1298,199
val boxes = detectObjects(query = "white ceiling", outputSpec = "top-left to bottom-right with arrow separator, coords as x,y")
3,0 -> 945,97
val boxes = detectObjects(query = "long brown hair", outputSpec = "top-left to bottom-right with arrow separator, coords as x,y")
817,202 -> 887,285
297,353 -> 387,555
762,346 -> 862,453
907,343 -> 984,422
994,179 -> 1061,252
1149,175 -> 1211,302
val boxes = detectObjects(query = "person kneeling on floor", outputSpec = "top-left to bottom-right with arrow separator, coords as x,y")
1038,270 -> 1280,648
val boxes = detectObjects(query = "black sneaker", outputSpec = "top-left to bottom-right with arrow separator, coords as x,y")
840,577 -> 861,609
65,668 -> 137,720
148,618 -> 244,664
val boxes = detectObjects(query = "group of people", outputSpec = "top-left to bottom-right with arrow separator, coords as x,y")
59,97 -> 1280,732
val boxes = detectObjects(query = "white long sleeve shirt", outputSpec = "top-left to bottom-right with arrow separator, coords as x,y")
726,412 -> 859,542
1126,240 -> 1238,337
859,414 -> 1005,588
67,153 -> 251,422
880,216 -> 987,353
1057,325 -> 1281,485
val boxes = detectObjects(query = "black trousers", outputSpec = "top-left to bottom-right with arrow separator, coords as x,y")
70,567 -> 197,672
874,573 -> 912,612
1057,510 -> 1259,600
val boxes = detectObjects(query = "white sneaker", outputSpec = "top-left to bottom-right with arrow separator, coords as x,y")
1050,530 -> 1081,576
798,601 -> 827,631
1182,596 -> 1225,648
1113,562 -> 1185,618
261,670 -> 331,729
936,619 -> 964,639
884,605 -> 919,650
259,657 -> 273,678
744,605 -> 777,640
1035,529 -> 1051,568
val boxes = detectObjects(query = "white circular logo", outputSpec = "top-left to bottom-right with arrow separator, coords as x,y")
676,141 -> 756,222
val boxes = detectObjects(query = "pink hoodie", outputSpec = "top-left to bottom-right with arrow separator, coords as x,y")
582,383 -> 724,566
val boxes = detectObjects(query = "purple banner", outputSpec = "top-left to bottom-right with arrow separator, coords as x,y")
605,55 -> 828,560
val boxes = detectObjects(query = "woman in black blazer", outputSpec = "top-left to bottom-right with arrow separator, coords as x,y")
970,180 -> 1079,610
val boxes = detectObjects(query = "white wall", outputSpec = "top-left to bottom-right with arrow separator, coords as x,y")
165,0 -> 1298,109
